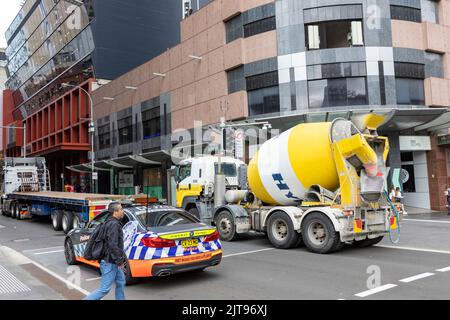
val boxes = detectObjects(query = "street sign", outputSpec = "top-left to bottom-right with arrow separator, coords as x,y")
92,172 -> 98,180
235,129 -> 244,160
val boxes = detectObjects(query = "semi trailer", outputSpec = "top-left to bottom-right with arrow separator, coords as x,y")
175,115 -> 400,253
0,157 -> 128,234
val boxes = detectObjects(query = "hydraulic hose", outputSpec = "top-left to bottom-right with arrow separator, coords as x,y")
384,190 -> 401,244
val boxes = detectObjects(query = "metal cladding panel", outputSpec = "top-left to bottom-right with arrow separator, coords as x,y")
91,0 -> 182,80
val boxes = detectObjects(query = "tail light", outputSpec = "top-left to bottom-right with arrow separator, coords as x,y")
141,237 -> 176,248
204,230 -> 219,242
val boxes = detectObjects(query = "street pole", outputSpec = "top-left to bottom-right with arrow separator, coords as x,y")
61,83 -> 95,193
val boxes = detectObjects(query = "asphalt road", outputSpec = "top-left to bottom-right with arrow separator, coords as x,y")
0,212 -> 450,300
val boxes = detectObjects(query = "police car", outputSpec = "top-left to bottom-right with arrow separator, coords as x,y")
64,205 -> 222,285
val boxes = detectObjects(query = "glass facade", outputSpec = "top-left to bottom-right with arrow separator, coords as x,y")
118,116 -> 133,145
308,77 -> 368,108
395,62 -> 425,105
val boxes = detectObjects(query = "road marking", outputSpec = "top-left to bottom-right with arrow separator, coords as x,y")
399,272 -> 435,283
0,265 -> 31,294
0,245 -> 90,296
0,225 -> 5,229
355,284 -> 397,298
403,219 -> 450,224
376,245 -> 450,255
34,250 -> 64,256
223,248 -> 275,258
13,238 -> 30,242
436,266 -> 450,272
23,246 -> 64,253
85,277 -> 101,282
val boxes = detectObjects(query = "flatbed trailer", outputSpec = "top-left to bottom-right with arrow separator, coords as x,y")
3,191 -> 129,234
0,157 -> 132,234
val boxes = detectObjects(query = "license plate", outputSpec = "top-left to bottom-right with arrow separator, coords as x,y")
181,239 -> 198,248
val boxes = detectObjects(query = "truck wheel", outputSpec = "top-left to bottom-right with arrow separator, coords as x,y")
62,211 -> 74,234
11,203 -> 18,219
52,210 -> 63,231
353,236 -> 384,248
72,213 -> 82,230
188,207 -> 200,220
301,212 -> 343,254
267,212 -> 300,249
215,210 -> 237,242
123,260 -> 138,286
64,239 -> 79,265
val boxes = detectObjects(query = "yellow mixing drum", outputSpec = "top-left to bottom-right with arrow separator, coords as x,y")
248,121 -> 350,206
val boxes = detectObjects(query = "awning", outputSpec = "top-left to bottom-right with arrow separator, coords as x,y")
66,150 -> 170,173
414,111 -> 450,132
249,107 -> 447,133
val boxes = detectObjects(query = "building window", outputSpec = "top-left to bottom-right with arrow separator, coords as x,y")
308,77 -> 368,108
248,86 -> 280,116
98,124 -> 110,150
142,107 -> 161,140
305,20 -> 364,50
400,152 -> 416,193
390,5 -> 422,22
118,116 -> 133,145
225,14 -> 243,43
395,62 -> 425,105
243,16 -> 276,38
246,71 -> 278,91
396,78 -> 425,105
227,66 -> 245,94
421,0 -> 439,23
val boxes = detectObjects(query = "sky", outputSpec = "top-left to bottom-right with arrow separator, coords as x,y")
0,0 -> 24,48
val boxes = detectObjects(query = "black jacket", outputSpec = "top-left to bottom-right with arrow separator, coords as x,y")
102,216 -> 127,265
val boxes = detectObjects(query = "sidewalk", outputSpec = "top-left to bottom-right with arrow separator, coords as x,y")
0,246 -> 86,300
405,206 -> 449,218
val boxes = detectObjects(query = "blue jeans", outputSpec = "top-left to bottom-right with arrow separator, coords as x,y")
84,260 -> 126,300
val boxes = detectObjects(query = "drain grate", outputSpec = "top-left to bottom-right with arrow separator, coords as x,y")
0,265 -> 31,294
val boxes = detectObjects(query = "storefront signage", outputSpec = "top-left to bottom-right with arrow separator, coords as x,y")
399,136 -> 431,151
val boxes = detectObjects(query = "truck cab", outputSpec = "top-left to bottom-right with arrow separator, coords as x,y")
175,156 -> 246,219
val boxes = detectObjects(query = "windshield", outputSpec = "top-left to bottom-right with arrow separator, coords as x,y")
176,164 -> 191,182
134,209 -> 199,227
214,163 -> 237,177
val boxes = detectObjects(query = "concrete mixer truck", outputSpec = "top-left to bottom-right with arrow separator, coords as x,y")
174,115 -> 398,254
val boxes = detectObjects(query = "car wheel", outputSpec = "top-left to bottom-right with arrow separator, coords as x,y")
123,260 -> 138,286
64,239 -> 79,265
62,211 -> 74,234
301,212 -> 343,254
52,210 -> 63,231
267,211 -> 300,249
215,210 -> 237,242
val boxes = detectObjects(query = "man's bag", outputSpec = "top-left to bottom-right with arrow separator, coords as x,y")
84,223 -> 106,261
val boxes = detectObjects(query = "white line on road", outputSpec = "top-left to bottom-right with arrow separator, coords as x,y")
223,248 -> 275,258
23,246 -> 64,253
399,272 -> 435,283
13,239 -> 30,242
0,225 -> 5,229
355,284 -> 398,298
376,245 -> 450,255
436,266 -> 450,272
0,245 -> 90,296
403,219 -> 450,224
85,277 -> 101,282
34,250 -> 64,255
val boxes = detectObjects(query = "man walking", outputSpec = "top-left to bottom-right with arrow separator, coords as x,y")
84,202 -> 127,300
447,187 -> 450,216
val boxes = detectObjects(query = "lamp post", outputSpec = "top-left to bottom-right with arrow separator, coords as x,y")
61,82 -> 95,193
0,125 -> 26,158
